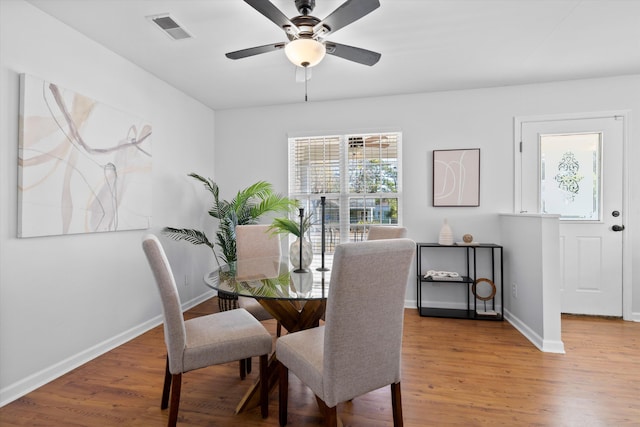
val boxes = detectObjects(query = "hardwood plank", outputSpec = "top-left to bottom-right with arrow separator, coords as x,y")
1,298 -> 639,426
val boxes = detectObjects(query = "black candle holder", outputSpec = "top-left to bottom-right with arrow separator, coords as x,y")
317,196 -> 329,271
294,207 -> 308,273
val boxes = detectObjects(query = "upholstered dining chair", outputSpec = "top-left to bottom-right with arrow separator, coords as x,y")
142,234 -> 272,427
317,225 -> 409,323
236,224 -> 283,377
236,224 -> 283,335
276,238 -> 415,427
366,225 -> 407,240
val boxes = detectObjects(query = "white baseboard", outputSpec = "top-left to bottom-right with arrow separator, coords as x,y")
404,298 -> 417,309
408,300 -> 565,353
0,290 -> 216,408
503,309 -> 565,354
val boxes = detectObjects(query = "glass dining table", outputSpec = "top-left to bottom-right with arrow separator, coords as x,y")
203,256 -> 331,413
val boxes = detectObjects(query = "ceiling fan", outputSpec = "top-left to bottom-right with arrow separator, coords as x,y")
226,0 -> 381,68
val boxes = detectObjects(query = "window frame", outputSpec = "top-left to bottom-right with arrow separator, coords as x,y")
288,131 -> 403,248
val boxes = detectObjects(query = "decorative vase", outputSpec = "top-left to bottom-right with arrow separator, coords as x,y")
291,270 -> 314,295
289,237 -> 313,270
438,219 -> 454,245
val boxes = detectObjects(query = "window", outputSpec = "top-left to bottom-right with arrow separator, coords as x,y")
289,132 -> 402,253
540,132 -> 601,220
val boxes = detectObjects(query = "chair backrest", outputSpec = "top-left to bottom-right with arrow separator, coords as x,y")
236,224 -> 281,260
322,238 -> 415,407
366,225 -> 407,240
142,234 -> 186,373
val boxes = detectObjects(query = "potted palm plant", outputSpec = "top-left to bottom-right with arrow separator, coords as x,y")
163,173 -> 295,308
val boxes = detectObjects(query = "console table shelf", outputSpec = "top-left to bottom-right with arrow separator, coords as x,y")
416,243 -> 503,321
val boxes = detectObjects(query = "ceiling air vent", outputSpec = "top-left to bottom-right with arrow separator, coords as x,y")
147,14 -> 193,41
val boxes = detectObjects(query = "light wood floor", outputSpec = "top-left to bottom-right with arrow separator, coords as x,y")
1,298 -> 639,426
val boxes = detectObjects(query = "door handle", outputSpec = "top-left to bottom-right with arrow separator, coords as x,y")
612,225 -> 625,232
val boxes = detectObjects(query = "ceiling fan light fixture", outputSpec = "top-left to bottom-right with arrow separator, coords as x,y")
285,38 -> 326,67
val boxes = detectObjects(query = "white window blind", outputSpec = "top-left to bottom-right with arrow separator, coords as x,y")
289,132 -> 402,253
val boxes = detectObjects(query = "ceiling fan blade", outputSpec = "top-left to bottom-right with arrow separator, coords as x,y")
226,42 -> 285,59
244,0 -> 299,36
314,0 -> 380,37
325,42 -> 381,66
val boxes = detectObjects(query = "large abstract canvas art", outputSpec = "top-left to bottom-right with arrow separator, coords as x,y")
432,148 -> 480,207
18,74 -> 152,237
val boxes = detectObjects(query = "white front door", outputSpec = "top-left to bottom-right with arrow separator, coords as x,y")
518,115 -> 625,316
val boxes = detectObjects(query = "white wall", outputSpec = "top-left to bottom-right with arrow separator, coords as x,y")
500,214 -> 564,353
215,74 -> 640,316
0,0 -> 216,404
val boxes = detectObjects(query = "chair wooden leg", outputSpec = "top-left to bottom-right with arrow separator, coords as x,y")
276,321 -> 282,337
168,373 -> 182,427
279,364 -> 288,426
247,357 -> 252,374
324,406 -> 338,427
316,398 -> 337,427
260,354 -> 268,418
239,359 -> 246,380
161,357 -> 172,409
391,382 -> 404,427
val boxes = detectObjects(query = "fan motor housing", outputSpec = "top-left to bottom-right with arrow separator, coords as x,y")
295,0 -> 316,15
291,15 -> 322,38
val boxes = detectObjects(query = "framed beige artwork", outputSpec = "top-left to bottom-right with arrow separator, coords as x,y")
432,148 -> 480,207
18,74 -> 152,237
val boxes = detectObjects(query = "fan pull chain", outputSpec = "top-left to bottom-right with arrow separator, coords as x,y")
303,63 -> 309,102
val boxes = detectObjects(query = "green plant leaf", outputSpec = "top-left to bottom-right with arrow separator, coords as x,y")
188,173 -> 218,200
162,227 -> 214,249
166,175 -> 294,265
269,214 -> 313,237
269,217 -> 301,237
251,193 -> 297,219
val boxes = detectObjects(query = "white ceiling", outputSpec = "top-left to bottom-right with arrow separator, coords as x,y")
26,0 -> 640,110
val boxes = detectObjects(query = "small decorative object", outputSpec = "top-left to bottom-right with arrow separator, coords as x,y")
473,278 -> 498,317
317,196 -> 329,271
294,208 -> 309,272
290,236 -> 313,271
438,219 -> 454,245
424,270 -> 462,281
457,233 -> 479,245
472,278 -> 497,301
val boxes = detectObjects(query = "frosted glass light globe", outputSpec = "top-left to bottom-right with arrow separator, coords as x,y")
285,38 -> 326,67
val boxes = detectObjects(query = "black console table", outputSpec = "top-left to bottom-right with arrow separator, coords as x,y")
416,243 -> 503,320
